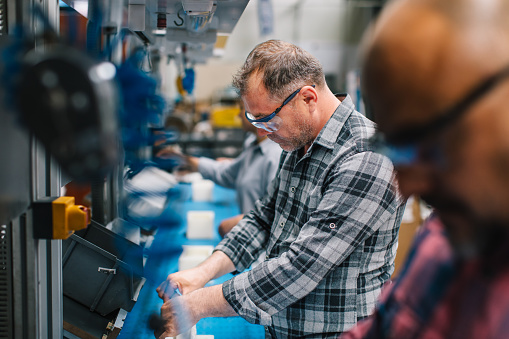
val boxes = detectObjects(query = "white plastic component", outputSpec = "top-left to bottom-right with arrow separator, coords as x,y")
126,166 -> 178,193
191,180 -> 214,202
182,0 -> 214,15
165,326 -> 214,339
181,245 -> 214,257
186,211 -> 215,239
176,172 -> 203,184
178,245 -> 214,271
125,166 -> 177,218
166,325 -> 197,339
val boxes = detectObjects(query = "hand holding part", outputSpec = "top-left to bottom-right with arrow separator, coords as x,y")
156,146 -> 199,172
154,294 -> 197,339
156,268 -> 207,301
156,145 -> 185,160
156,278 -> 182,302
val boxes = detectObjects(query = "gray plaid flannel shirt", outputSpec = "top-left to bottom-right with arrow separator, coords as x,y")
215,94 -> 404,338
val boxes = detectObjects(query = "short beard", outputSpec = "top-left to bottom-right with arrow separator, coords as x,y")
272,112 -> 315,152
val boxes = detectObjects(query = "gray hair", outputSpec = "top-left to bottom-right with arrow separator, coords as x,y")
232,40 -> 325,102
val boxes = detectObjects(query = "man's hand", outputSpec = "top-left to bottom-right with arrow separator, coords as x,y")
154,294 -> 198,339
156,251 -> 236,301
155,146 -> 200,173
154,285 -> 238,339
157,251 -> 236,301
218,214 -> 244,238
156,267 -> 208,301
156,145 -> 184,160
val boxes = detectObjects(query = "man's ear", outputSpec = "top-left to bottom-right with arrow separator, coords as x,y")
301,85 -> 318,112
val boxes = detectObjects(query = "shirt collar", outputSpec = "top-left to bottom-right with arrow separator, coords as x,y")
246,132 -> 275,155
257,137 -> 276,154
314,94 -> 355,150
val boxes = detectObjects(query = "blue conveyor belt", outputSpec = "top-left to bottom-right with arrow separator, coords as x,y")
118,184 -> 265,339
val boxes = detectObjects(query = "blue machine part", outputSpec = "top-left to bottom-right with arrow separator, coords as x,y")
182,67 -> 195,95
116,50 -> 167,153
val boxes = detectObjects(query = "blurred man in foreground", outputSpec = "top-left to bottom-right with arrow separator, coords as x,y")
341,0 -> 509,337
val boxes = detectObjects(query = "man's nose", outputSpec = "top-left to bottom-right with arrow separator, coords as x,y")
395,164 -> 434,199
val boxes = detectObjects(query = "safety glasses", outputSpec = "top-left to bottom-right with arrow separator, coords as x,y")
370,64 -> 509,167
245,85 -> 315,132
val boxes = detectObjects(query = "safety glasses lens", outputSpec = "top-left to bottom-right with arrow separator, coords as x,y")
245,112 -> 257,121
253,116 -> 282,132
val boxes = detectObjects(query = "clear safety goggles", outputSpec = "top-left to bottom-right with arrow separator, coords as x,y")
245,85 -> 315,132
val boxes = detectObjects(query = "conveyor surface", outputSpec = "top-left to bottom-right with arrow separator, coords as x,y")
118,184 -> 265,339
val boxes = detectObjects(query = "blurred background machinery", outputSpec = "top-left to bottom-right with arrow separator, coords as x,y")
0,0 -> 249,338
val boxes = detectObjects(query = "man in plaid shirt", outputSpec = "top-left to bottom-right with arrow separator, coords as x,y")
156,40 -> 404,339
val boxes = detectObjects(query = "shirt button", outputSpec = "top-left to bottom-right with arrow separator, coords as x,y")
329,223 -> 336,229
265,255 -> 269,260
290,187 -> 296,193
280,221 -> 285,228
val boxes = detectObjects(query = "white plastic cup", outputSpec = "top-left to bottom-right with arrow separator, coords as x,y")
191,180 -> 214,202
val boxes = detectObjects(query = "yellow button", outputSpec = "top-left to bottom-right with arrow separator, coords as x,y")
291,187 -> 296,193
280,221 -> 285,228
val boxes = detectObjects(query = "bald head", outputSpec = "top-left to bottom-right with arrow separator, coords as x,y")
361,0 -> 509,135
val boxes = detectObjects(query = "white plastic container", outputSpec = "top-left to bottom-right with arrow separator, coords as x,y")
178,245 -> 214,271
167,325 -> 197,339
186,211 -> 215,239
191,180 -> 214,202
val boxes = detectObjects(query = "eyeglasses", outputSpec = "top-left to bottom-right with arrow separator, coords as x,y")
245,85 -> 315,132
370,64 -> 509,167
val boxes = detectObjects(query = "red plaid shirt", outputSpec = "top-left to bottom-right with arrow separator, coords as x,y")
341,214 -> 509,339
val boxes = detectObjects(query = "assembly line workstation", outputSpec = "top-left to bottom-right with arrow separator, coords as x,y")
118,178 -> 265,339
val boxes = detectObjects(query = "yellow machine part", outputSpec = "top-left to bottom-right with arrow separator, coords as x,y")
52,196 -> 90,239
176,75 -> 186,96
210,105 -> 242,128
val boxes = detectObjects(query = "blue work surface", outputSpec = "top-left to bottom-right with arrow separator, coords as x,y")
118,184 -> 265,339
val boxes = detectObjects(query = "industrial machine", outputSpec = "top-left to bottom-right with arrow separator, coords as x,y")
0,0 -> 249,338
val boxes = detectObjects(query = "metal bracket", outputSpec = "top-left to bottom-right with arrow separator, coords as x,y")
97,267 -> 117,275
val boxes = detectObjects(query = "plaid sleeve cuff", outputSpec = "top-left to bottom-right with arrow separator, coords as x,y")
214,215 -> 269,272
214,236 -> 257,272
222,274 -> 273,326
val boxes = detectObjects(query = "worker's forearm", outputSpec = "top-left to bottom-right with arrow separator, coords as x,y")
187,156 -> 200,172
191,284 -> 238,319
196,250 -> 236,283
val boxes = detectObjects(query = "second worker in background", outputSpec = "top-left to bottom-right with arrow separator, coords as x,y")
157,102 -> 282,238
156,39 -> 405,339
